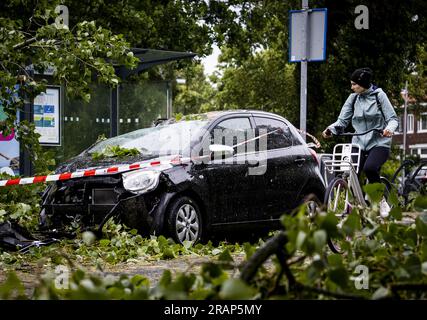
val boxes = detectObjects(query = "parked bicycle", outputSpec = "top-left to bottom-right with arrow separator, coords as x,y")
322,127 -> 390,253
384,158 -> 427,206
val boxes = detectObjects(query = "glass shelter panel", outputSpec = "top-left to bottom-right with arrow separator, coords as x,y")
119,82 -> 168,134
44,85 -> 111,165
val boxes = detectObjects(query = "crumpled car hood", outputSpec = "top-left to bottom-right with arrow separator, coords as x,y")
54,153 -> 162,174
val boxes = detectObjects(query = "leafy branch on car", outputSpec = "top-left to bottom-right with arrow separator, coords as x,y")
91,146 -> 140,161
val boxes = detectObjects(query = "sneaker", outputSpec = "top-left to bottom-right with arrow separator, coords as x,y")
379,197 -> 390,218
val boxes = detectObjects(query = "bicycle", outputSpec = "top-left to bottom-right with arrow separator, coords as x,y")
384,158 -> 427,206
322,127 -> 390,253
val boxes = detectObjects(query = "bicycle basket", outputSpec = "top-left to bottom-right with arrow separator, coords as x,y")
324,143 -> 362,175
335,143 -> 361,173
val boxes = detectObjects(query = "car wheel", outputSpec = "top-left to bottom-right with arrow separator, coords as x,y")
301,194 -> 322,219
166,196 -> 202,245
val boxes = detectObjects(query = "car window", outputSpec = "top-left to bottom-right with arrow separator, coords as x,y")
87,120 -> 208,156
254,117 -> 293,150
210,117 -> 252,147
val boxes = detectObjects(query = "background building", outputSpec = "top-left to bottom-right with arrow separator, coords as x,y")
393,101 -> 427,158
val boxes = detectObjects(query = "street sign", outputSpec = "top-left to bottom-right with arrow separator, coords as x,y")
289,8 -> 328,62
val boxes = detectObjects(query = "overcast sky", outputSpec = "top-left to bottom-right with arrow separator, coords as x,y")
200,44 -> 220,76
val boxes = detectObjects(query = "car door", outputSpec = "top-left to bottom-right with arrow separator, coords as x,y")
195,116 -> 264,225
253,116 -> 309,220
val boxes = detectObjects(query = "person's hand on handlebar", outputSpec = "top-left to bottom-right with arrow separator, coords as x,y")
322,128 -> 332,139
382,129 -> 393,137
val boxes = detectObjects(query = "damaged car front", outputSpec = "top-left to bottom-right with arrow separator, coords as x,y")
38,118 -> 210,240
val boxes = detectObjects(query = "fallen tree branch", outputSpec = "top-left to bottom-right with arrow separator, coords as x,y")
268,246 -> 296,296
13,37 -> 37,50
239,231 -> 366,299
240,232 -> 287,283
276,247 -> 296,287
287,255 -> 307,266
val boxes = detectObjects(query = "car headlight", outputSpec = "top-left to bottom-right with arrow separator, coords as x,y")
122,170 -> 161,194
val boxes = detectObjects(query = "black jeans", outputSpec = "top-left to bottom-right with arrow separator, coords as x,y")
359,146 -> 390,184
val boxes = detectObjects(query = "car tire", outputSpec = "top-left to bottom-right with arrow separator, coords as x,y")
166,196 -> 203,245
302,194 -> 322,219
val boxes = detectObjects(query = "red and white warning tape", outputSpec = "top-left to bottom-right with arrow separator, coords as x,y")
0,156 -> 189,187
296,129 -> 321,149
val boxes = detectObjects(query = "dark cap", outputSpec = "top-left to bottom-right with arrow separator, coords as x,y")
351,67 -> 373,89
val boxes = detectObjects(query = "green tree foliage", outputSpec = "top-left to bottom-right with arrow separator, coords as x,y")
1,1 -> 425,156
407,44 -> 427,106
174,64 -> 216,115
1,1 -> 427,300
0,1 -> 139,172
65,0 -> 214,55
2,186 -> 427,299
205,1 -> 297,62
0,0 -> 217,55
213,48 -> 299,123
199,0 -> 426,142
0,175 -> 44,231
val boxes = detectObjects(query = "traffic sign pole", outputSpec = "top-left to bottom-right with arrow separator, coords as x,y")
399,81 -> 409,182
402,81 -> 408,161
289,3 -> 327,141
300,0 -> 309,140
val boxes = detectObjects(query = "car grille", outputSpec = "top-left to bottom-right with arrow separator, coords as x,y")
92,188 -> 117,205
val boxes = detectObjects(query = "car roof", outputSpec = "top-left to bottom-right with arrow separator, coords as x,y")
201,110 -> 287,121
157,110 -> 293,132
158,110 -> 288,126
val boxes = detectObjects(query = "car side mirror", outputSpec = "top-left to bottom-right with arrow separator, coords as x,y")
209,144 -> 234,159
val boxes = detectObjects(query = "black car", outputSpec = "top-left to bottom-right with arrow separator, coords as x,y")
39,110 -> 325,244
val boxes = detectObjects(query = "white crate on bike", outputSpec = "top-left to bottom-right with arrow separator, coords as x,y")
322,144 -> 362,184
332,143 -> 362,173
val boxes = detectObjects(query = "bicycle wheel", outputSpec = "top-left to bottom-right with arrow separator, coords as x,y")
324,177 -> 355,253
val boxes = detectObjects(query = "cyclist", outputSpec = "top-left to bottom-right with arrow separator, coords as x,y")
322,67 -> 399,218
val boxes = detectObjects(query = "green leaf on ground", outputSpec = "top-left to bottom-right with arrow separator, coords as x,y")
219,279 -> 256,300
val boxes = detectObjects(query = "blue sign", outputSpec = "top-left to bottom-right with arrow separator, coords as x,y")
289,8 -> 328,62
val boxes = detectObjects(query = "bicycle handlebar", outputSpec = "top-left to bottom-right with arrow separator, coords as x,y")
329,127 -> 383,137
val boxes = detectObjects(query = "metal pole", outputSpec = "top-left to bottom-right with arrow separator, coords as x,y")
400,81 -> 409,182
402,81 -> 408,160
110,85 -> 119,137
300,0 -> 309,141
166,81 -> 172,118
20,66 -> 34,176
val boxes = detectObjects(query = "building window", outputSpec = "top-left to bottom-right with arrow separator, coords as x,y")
418,113 -> 427,133
409,145 -> 427,159
407,114 -> 414,133
397,114 -> 414,134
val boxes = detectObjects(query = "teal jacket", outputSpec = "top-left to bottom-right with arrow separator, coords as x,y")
328,86 -> 399,151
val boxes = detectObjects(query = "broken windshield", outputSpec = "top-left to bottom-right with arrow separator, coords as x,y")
87,120 -> 209,156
